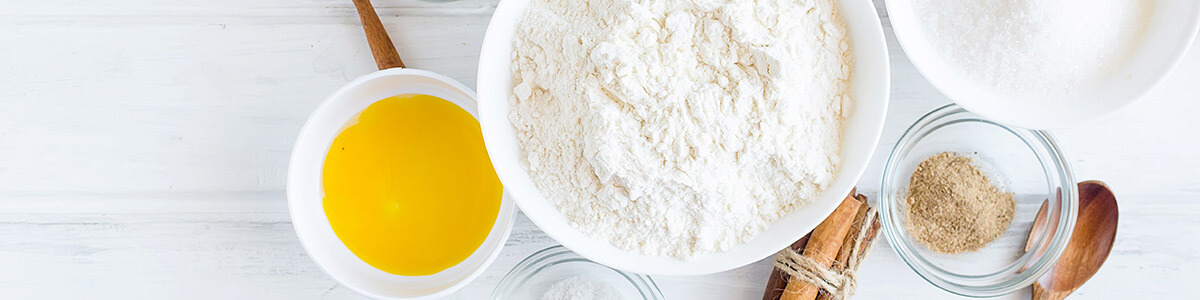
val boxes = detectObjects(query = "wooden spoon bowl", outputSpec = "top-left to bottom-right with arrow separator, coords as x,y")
1031,181 -> 1119,300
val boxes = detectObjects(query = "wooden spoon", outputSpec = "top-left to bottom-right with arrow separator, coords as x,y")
351,0 -> 406,70
1027,181 -> 1119,300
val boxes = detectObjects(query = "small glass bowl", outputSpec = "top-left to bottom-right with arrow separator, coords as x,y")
879,104 -> 1077,297
491,245 -> 664,300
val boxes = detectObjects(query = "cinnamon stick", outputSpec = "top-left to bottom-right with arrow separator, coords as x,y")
762,233 -> 812,300
763,189 -> 857,300
851,196 -> 882,266
780,193 -> 862,300
833,197 -> 870,268
815,194 -> 879,300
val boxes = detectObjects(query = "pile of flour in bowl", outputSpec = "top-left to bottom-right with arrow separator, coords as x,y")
509,0 -> 853,258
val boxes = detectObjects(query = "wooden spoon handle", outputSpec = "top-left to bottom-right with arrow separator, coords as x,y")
351,0 -> 406,70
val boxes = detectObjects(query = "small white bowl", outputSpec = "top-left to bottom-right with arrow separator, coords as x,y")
886,0 -> 1200,129
476,0 -> 890,275
287,68 -> 518,299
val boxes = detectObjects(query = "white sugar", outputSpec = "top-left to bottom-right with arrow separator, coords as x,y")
914,0 -> 1154,101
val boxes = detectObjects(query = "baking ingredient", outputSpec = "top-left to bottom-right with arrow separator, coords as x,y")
781,195 -> 860,300
913,0 -> 1154,100
763,234 -> 812,300
762,191 -> 881,300
816,193 -> 879,300
322,94 -> 502,276
510,0 -> 853,258
541,276 -> 621,300
904,152 -> 1015,254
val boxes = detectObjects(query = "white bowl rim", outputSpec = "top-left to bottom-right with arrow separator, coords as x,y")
476,0 -> 891,275
286,68 -> 518,299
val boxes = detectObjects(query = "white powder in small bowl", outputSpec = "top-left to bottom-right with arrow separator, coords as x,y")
541,276 -> 621,300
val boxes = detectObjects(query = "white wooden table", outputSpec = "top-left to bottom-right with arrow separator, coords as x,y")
1,0 -> 1197,298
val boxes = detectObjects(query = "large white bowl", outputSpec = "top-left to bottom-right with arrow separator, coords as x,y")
476,0 -> 890,275
887,0 -> 1200,129
288,68 -> 518,299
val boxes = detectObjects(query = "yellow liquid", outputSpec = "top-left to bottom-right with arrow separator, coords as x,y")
322,94 -> 502,276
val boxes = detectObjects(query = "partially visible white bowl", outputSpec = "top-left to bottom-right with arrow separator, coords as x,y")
287,68 -> 517,299
476,0 -> 890,275
886,0 -> 1200,129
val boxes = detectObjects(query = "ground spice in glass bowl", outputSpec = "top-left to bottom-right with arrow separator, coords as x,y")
877,104 -> 1077,297
904,152 -> 1015,254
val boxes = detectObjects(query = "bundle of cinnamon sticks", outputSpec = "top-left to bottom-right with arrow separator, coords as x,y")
761,188 -> 881,300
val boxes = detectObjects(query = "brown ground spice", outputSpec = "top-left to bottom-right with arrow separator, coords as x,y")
905,152 -> 1015,254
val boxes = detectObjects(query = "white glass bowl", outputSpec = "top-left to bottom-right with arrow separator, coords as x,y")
879,104 -> 1077,297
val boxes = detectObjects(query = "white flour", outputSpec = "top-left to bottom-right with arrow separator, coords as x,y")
914,0 -> 1154,101
541,276 -> 621,300
510,0 -> 852,258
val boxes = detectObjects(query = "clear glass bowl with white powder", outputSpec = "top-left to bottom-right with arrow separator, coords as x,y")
491,246 -> 664,300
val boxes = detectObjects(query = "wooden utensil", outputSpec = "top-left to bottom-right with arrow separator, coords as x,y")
351,0 -> 406,70
1028,181 -> 1119,300
1025,199 -> 1050,252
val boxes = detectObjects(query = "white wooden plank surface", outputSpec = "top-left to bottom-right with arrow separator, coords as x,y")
1,0 -> 1197,298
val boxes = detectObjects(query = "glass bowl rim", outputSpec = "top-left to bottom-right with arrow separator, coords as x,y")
878,103 -> 1078,297
490,245 -> 665,300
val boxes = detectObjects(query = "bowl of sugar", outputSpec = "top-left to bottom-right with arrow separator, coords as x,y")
887,0 -> 1200,129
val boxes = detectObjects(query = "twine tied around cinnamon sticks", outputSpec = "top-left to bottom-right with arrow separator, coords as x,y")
773,206 -> 879,300
761,191 -> 882,300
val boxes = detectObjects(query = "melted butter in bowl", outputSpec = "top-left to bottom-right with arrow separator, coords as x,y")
323,94 -> 503,276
